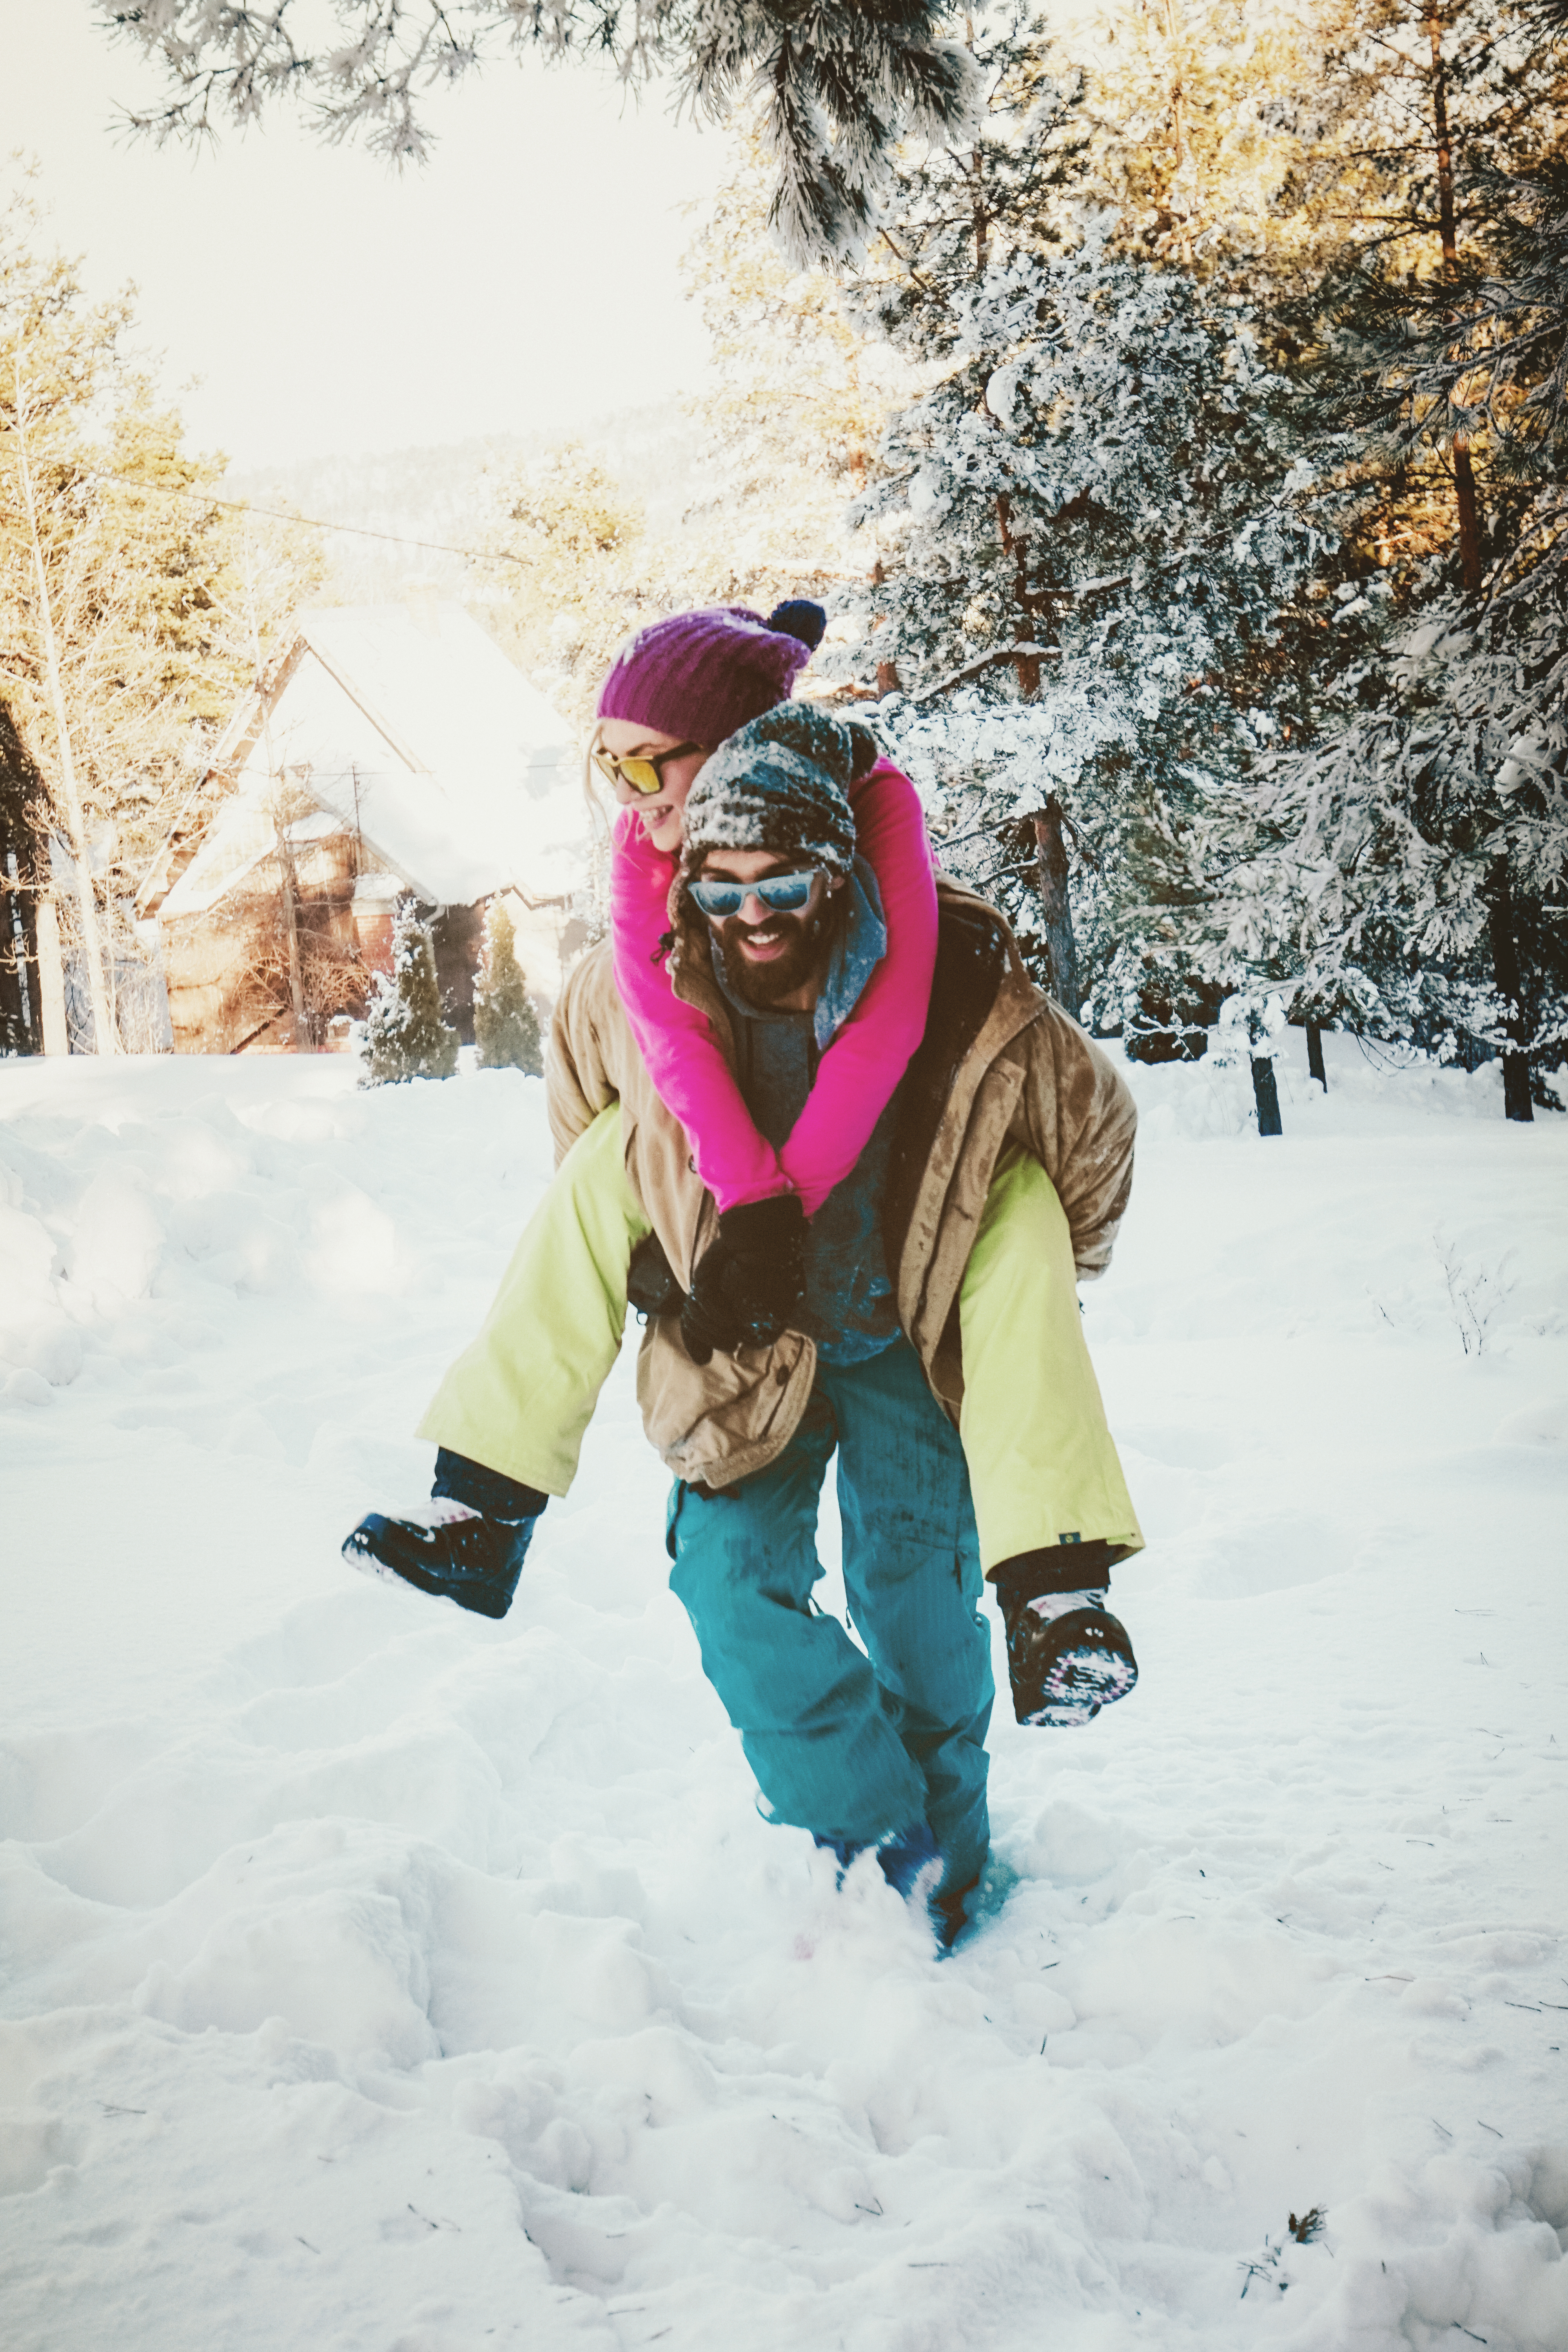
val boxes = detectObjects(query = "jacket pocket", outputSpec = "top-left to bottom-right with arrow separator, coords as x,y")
637,1321 -> 816,1491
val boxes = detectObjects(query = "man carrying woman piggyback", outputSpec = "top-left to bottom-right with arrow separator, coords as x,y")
348,601 -> 1143,1949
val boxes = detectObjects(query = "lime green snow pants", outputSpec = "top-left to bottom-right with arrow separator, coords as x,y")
419,1106 -> 651,1499
419,1105 -> 1143,1573
957,1140 -> 1142,1570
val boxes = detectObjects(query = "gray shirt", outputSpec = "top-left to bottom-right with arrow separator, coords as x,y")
710,858 -> 902,1366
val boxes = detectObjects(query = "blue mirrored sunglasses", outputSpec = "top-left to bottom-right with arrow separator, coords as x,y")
688,868 -> 823,920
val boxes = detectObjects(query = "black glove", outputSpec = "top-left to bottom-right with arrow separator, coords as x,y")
626,1231 -> 685,1321
680,1195 -> 806,1367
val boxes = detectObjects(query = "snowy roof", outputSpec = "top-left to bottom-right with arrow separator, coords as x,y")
159,601 -> 588,920
154,795 -> 352,924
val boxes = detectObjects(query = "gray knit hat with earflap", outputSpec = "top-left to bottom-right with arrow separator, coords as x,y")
677,705 -> 880,906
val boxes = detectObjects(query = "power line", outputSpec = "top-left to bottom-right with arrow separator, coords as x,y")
85,470 -> 531,570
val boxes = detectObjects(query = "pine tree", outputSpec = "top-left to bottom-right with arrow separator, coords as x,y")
1053,0 -> 1358,288
473,898 -> 543,1075
1292,0 -> 1568,601
109,2 -> 980,266
361,898 -> 459,1085
1194,580 -> 1567,1118
844,5 -> 1090,366
1186,3 -> 1568,1117
838,194 -> 1322,1034
1350,147 -> 1568,615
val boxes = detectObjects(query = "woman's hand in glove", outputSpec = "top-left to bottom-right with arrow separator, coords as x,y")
680,1195 -> 806,1367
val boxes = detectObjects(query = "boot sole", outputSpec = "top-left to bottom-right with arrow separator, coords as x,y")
1022,1639 -> 1138,1728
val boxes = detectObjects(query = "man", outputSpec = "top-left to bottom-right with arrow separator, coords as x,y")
351,704 -> 1140,1944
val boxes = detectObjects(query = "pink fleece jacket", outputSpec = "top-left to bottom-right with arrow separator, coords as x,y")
609,757 -> 938,1218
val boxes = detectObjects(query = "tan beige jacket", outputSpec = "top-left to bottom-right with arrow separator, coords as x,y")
548,879 -> 1137,1491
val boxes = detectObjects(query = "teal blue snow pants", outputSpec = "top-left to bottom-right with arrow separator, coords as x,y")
666,1334 -> 994,1902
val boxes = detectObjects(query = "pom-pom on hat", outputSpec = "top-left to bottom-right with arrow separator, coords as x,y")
596,601 -> 826,746
678,704 -> 880,902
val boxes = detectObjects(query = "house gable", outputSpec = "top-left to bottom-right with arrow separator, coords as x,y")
143,599 -> 589,1053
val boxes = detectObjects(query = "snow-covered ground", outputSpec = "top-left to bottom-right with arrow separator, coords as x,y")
3,1035 -> 1566,2352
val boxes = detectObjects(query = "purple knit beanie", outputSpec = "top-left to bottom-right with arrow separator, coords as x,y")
595,601 -> 826,744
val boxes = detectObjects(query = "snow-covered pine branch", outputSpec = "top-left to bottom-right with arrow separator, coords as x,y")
837,187 -> 1321,1044
105,2 -> 981,266
1188,591 -> 1568,1116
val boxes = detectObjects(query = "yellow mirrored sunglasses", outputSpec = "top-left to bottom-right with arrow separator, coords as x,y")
590,740 -> 704,797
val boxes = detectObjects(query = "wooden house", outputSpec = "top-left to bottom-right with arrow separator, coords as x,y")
138,599 -> 590,1053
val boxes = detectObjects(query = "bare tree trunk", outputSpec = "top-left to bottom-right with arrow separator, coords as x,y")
35,895 -> 69,1055
1032,798 -> 1080,1015
1306,1021 -> 1327,1089
1251,1056 -> 1283,1136
1425,7 -> 1483,595
1488,861 -> 1534,1123
13,368 -> 118,1051
995,492 -> 1045,696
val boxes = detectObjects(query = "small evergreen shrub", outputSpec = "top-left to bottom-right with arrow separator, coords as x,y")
361,897 -> 459,1085
473,899 -> 544,1076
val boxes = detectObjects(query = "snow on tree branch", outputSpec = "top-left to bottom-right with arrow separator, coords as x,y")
102,2 -> 981,264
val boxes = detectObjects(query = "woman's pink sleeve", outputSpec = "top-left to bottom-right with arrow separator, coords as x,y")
779,758 -> 938,1217
609,808 -> 789,1211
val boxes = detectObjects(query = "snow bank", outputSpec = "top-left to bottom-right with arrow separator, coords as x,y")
2,1043 -> 1565,2350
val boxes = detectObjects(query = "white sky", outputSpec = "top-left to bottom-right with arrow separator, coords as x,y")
5,3 -> 728,472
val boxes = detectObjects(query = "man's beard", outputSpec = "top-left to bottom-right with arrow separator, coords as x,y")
714,898 -> 842,1007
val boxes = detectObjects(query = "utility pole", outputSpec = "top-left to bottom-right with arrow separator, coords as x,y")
273,804 -> 307,1044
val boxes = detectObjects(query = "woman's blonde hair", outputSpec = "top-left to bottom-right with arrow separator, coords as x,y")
581,724 -> 615,834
